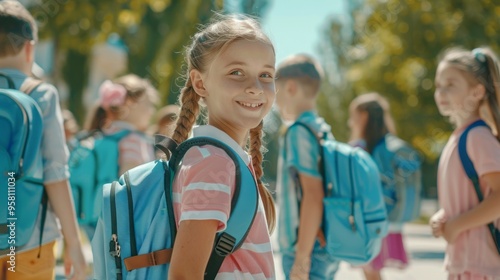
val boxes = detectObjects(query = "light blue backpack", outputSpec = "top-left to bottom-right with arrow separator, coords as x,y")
68,130 -> 130,225
92,136 -> 258,279
0,74 -> 46,250
371,134 -> 422,223
285,122 -> 388,264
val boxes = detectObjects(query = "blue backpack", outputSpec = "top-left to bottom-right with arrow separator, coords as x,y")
371,134 -> 422,223
0,73 -> 46,250
68,130 -> 130,225
285,122 -> 388,264
458,119 -> 500,255
92,136 -> 258,279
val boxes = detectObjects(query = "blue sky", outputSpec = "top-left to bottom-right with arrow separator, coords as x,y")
262,0 -> 346,64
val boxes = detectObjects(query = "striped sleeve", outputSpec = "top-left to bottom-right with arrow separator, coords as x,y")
176,146 -> 236,232
285,125 -> 321,178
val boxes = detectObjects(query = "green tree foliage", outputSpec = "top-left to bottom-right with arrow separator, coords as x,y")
321,0 -> 500,195
29,0 -> 269,123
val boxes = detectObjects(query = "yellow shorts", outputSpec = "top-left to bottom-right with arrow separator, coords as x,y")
0,241 -> 56,280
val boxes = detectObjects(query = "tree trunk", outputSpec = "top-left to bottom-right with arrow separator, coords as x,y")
62,49 -> 89,124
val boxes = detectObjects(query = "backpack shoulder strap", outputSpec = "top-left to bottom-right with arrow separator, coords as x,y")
457,119 -> 488,188
171,137 -> 258,279
283,121 -> 325,166
457,119 -> 500,252
0,72 -> 16,89
20,77 -> 43,95
124,136 -> 258,279
285,121 -> 324,142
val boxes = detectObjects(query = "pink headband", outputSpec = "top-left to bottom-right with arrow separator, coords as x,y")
99,80 -> 127,110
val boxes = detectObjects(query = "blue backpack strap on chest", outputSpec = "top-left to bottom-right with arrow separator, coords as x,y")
458,119 -> 500,254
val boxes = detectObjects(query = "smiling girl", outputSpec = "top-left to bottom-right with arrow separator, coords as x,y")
167,15 -> 277,279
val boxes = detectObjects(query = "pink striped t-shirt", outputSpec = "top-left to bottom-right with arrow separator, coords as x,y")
438,119 -> 500,276
172,125 -> 275,280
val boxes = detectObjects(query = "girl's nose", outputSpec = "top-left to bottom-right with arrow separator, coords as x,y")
246,79 -> 264,95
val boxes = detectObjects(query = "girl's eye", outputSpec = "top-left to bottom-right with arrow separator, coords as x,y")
260,73 -> 274,79
230,70 -> 243,76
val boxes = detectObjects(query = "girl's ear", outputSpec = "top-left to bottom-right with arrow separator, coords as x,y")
190,69 -> 207,97
472,84 -> 486,101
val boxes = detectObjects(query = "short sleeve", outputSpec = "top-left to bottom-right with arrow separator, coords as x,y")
176,146 -> 236,232
467,127 -> 500,177
30,83 -> 70,183
284,125 -> 321,178
118,133 -> 155,174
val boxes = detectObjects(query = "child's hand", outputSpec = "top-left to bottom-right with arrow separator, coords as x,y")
290,257 -> 311,280
429,209 -> 446,238
64,243 -> 87,280
442,218 -> 462,244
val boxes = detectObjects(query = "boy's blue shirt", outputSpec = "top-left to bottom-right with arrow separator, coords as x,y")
276,110 -> 333,253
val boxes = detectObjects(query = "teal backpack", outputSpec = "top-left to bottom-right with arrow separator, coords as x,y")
285,122 -> 388,264
92,136 -> 258,279
371,134 -> 422,223
68,130 -> 130,225
0,73 -> 47,250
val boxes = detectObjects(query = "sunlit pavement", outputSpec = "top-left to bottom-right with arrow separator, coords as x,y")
273,223 -> 447,280
55,223 -> 446,280
56,200 -> 447,280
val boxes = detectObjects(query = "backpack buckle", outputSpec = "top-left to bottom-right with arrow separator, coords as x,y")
349,215 -> 356,232
109,234 -> 121,258
214,232 -> 236,257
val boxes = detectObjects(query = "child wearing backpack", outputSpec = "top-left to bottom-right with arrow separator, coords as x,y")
165,14 -> 277,279
348,93 -> 417,280
85,74 -> 158,174
0,1 -> 86,279
430,47 -> 500,279
73,75 -> 157,239
275,54 -> 340,279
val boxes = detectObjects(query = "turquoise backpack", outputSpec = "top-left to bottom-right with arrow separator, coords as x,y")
68,130 -> 130,225
92,136 -> 258,279
0,73 -> 46,250
371,134 -> 422,223
285,122 -> 388,264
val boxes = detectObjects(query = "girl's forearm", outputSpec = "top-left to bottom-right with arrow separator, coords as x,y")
455,191 -> 500,232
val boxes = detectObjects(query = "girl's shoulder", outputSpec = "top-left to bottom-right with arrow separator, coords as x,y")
465,123 -> 495,136
180,144 -> 238,168
463,124 -> 499,147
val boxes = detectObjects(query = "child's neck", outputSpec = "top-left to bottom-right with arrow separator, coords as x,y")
292,102 -> 315,121
454,112 -> 481,129
0,56 -> 31,75
208,121 -> 247,147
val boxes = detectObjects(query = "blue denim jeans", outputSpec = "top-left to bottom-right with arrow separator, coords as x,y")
282,244 -> 339,280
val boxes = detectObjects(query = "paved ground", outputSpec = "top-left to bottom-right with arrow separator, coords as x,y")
274,223 -> 447,280
56,200 -> 447,279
